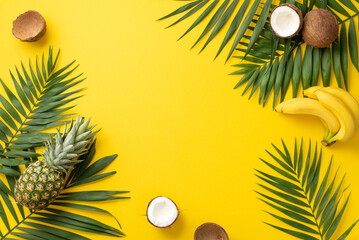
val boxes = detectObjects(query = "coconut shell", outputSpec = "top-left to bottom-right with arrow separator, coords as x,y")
302,9 -> 339,48
194,222 -> 229,240
270,3 -> 303,38
12,10 -> 46,42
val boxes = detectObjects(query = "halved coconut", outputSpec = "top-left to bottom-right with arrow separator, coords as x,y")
12,10 -> 46,42
194,222 -> 229,240
147,196 -> 179,228
270,4 -> 303,38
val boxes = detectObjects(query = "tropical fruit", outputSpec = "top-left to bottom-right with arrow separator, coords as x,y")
14,116 -> 98,210
276,87 -> 359,146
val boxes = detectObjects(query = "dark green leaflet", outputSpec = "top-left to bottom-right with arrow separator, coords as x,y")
241,67 -> 260,95
248,64 -> 267,99
332,39 -> 342,87
281,53 -> 294,102
178,0 -> 220,41
328,0 -> 349,16
302,0 -> 309,14
243,0 -> 272,59
302,45 -> 312,90
337,220 -> 359,240
233,70 -> 256,89
273,39 -> 291,106
200,0 -> 239,52
340,23 -> 349,89
166,0 -> 210,28
348,18 -> 359,71
321,47 -> 332,86
259,65 -> 272,104
263,58 -> 279,106
192,0 -> 231,49
338,0 -> 358,12
215,0 -> 250,58
311,48 -> 320,86
227,0 -> 261,62
292,47 -> 302,98
158,0 -> 203,20
273,56 -> 286,108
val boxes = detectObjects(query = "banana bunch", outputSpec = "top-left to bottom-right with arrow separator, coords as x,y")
275,86 -> 359,146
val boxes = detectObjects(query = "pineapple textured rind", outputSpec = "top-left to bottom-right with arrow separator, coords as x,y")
14,161 -> 64,210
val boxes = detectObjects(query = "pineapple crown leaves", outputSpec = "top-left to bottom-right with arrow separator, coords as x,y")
256,138 -> 359,240
43,116 -> 100,173
160,0 -> 359,107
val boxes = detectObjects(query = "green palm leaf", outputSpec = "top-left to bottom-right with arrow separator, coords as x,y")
0,48 -> 129,239
160,0 -> 359,106
0,47 -> 84,166
256,139 -> 358,240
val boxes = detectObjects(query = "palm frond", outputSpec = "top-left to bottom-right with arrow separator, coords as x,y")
0,46 -> 84,175
0,140 -> 129,239
256,139 -> 358,240
160,0 -> 359,106
0,48 -> 129,239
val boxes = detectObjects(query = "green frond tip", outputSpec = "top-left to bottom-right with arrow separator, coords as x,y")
256,138 -> 357,240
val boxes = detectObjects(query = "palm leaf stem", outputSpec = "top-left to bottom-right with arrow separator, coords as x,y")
2,103 -> 44,155
295,167 -> 325,240
2,210 -> 32,239
339,11 -> 359,23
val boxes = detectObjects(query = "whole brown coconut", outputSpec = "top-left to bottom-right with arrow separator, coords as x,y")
194,223 -> 229,240
302,9 -> 339,48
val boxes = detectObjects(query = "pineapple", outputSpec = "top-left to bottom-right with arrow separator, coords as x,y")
14,116 -> 98,211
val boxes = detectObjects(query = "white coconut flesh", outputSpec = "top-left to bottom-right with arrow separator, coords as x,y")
147,196 -> 178,227
271,6 -> 301,37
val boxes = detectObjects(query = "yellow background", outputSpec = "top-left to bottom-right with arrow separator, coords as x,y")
1,0 -> 359,239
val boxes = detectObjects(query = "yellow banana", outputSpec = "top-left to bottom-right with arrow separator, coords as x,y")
303,89 -> 328,138
316,90 -> 356,146
303,86 -> 322,99
304,86 -> 359,130
275,98 -> 340,136
320,87 -> 359,129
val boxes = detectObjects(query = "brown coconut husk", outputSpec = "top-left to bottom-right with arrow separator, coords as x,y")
270,3 -> 303,38
194,222 -> 229,240
12,10 -> 46,42
302,9 -> 339,48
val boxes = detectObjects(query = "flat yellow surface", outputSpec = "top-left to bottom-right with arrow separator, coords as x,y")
1,0 -> 359,239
